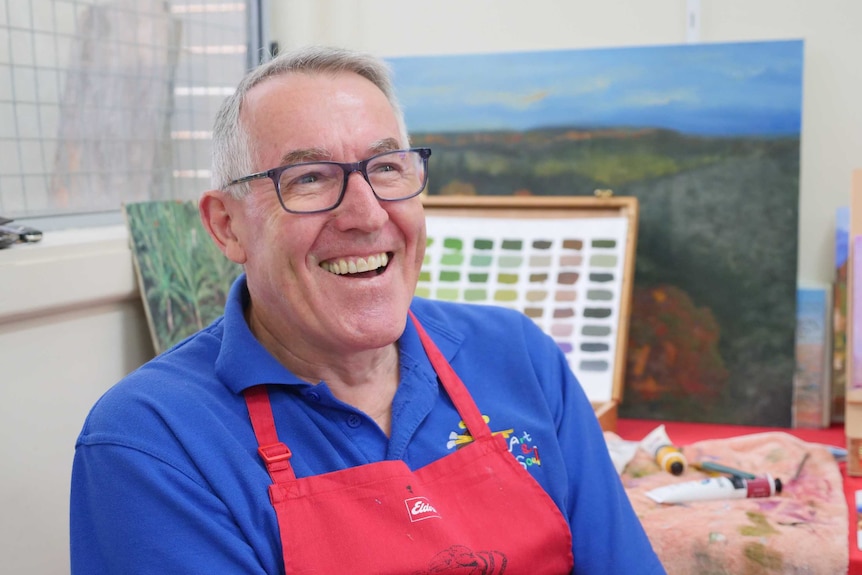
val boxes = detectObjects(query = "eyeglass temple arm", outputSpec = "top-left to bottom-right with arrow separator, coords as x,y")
228,172 -> 269,186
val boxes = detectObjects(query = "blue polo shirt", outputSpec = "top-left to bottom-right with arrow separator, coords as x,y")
71,274 -> 664,575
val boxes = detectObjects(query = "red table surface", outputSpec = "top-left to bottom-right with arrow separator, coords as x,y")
616,419 -> 859,575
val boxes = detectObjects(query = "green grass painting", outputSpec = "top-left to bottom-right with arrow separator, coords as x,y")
124,200 -> 242,354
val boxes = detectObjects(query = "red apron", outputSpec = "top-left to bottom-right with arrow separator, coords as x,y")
244,312 -> 574,574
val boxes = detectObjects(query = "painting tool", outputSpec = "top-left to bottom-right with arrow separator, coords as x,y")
828,445 -> 847,461
691,461 -> 756,480
791,452 -> 810,481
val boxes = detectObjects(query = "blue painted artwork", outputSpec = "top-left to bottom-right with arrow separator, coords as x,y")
392,41 -> 802,137
793,285 -> 830,428
833,205 -> 849,424
389,40 -> 804,426
836,205 -> 849,268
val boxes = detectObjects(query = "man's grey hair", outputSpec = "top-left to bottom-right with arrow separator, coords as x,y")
210,45 -> 409,196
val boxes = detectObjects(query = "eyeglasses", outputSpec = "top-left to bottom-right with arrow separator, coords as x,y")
227,147 -> 432,214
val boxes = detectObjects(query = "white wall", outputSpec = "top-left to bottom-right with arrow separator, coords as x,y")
2,0 -> 860,572
0,229 -> 154,574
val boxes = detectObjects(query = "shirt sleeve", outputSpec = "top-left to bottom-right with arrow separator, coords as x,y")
526,317 -> 667,575
70,442 -> 277,575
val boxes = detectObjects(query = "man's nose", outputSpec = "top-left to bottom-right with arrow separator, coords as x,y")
346,166 -> 373,190
334,169 -> 389,226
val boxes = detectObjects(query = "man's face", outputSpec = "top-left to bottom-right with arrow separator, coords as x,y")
217,71 -> 426,357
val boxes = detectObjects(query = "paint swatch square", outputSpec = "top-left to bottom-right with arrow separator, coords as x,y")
419,215 -> 629,403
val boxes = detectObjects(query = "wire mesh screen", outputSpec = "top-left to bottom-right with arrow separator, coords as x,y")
0,0 -> 251,219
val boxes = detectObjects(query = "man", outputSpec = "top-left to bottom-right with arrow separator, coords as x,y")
71,45 -> 665,574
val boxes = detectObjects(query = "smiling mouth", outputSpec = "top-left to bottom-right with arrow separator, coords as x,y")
320,252 -> 391,276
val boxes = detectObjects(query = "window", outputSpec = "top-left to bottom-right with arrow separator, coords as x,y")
0,0 -> 265,225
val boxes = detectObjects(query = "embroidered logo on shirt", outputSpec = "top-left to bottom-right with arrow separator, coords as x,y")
509,430 -> 542,469
446,415 -> 514,449
405,496 -> 441,522
447,415 -> 542,470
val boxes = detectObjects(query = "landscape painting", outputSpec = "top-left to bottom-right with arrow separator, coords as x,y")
388,41 -> 804,426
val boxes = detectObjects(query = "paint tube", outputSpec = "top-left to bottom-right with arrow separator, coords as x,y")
639,424 -> 687,475
645,474 -> 783,504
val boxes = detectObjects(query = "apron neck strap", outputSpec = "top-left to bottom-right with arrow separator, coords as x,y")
246,310 -> 494,486
408,310 -> 492,440
245,385 -> 296,484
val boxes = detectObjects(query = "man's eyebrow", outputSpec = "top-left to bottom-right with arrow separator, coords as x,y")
279,147 -> 330,166
277,138 -> 402,166
368,138 -> 402,154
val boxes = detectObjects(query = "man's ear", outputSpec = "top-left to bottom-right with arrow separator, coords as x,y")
199,190 -> 248,264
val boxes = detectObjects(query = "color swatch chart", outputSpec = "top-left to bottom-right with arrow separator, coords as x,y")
419,215 -> 629,403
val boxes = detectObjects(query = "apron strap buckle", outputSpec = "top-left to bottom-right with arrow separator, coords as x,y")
257,442 -> 295,483
258,442 -> 292,465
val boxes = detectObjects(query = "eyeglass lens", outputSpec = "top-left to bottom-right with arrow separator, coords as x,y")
278,149 -> 427,213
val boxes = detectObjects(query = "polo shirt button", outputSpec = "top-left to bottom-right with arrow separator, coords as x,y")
307,391 -> 321,401
346,414 -> 362,428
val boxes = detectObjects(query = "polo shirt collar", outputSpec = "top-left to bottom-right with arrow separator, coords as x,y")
213,275 -> 462,395
215,274 -> 306,394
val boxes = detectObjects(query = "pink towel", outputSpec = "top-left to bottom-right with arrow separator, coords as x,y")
615,431 -> 847,574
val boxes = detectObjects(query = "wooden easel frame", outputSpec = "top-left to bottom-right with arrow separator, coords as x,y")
420,194 -> 639,431
846,170 -> 862,474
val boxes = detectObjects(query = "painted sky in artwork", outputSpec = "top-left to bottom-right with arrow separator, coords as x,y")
388,40 -> 803,137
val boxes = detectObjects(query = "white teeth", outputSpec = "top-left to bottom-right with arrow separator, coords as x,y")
323,253 -> 389,275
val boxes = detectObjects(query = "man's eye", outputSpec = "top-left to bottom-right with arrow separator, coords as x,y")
285,169 -> 328,188
297,173 -> 320,184
371,163 -> 402,174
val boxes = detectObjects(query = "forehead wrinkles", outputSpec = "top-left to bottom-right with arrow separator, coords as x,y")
238,74 -> 304,163
277,138 -> 402,166
240,72 -> 403,168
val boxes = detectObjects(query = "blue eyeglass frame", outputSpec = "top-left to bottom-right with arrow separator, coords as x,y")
226,147 -> 432,214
